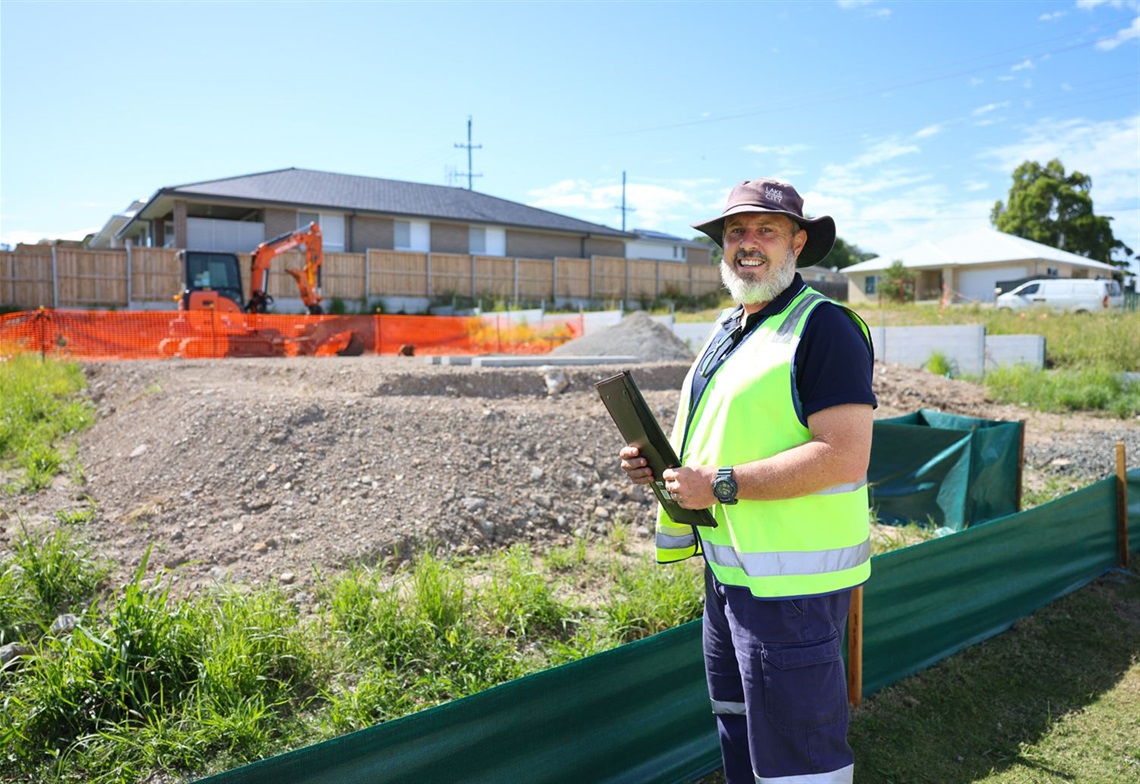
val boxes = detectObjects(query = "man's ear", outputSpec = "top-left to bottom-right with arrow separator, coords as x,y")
792,225 -> 808,257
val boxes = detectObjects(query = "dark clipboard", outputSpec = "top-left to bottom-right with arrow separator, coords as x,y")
595,370 -> 717,527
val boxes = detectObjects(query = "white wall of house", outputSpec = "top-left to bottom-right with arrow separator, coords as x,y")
185,218 -> 266,252
626,240 -> 688,262
956,266 -> 1028,303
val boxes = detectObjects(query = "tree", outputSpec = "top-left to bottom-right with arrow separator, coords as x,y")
878,260 -> 915,303
991,159 -> 1132,272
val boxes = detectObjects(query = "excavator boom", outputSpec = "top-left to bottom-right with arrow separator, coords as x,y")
248,222 -> 325,314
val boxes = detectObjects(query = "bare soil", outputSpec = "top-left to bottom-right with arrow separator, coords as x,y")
2,341 -> 1137,610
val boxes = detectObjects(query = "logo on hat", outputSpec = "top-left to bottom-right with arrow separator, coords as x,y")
764,187 -> 784,204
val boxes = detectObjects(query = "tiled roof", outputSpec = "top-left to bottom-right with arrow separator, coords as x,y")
161,168 -> 630,237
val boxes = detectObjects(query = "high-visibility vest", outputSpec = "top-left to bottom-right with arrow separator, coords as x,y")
656,288 -> 872,599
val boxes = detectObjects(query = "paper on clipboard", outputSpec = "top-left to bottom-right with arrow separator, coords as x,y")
595,370 -> 717,527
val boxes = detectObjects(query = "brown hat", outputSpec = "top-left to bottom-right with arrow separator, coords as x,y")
692,178 -> 836,267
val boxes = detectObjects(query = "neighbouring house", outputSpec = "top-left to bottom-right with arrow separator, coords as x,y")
842,228 -> 1120,305
101,168 -> 710,264
625,229 -> 711,265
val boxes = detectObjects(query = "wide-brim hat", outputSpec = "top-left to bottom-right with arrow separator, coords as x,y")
692,178 -> 836,267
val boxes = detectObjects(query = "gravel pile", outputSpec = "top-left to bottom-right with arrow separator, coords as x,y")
551,311 -> 695,362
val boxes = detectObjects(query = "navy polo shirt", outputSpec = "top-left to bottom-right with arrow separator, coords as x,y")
689,274 -> 876,426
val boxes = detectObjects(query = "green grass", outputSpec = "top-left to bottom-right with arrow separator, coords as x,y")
0,355 -> 94,492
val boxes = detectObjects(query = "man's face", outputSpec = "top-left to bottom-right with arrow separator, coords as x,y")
719,213 -> 806,311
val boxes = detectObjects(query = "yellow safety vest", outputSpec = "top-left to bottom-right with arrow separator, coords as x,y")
656,288 -> 872,598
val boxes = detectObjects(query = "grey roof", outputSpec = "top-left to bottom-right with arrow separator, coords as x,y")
122,168 -> 631,238
630,228 -> 705,246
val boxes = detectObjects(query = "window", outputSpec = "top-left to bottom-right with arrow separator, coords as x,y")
672,245 -> 687,261
297,212 -> 345,251
864,276 -> 877,295
1046,267 -> 1059,277
394,220 -> 430,251
468,225 -> 505,256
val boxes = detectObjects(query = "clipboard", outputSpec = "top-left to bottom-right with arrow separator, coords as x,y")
595,370 -> 717,527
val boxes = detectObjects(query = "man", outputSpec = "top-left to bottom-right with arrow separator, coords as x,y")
619,178 -> 875,784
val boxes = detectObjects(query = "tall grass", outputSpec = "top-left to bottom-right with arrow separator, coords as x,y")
0,355 -> 93,491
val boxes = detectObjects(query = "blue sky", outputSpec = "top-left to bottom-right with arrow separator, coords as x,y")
2,0 -> 1138,276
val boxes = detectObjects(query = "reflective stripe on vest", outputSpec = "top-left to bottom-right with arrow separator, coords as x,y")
703,538 -> 871,578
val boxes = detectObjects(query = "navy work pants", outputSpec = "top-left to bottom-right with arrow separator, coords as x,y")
703,565 -> 854,784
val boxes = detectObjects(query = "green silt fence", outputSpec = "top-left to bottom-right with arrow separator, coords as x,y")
868,409 -> 1023,531
197,468 -> 1136,784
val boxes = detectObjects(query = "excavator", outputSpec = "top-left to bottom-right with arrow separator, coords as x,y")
176,222 -> 325,315
162,223 -> 364,358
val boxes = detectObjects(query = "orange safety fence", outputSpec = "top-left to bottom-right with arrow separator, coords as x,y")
0,309 -> 583,361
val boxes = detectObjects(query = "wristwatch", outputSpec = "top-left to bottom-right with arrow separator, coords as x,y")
712,467 -> 738,505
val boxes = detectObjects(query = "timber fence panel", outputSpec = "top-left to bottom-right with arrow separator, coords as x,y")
658,261 -> 692,298
6,246 -> 55,308
431,253 -> 473,298
628,259 -> 658,299
555,257 -> 589,300
516,258 -> 554,300
473,256 -> 515,299
321,252 -> 366,303
130,248 -> 182,303
592,256 -> 626,300
0,251 -> 13,306
370,251 -> 427,297
692,264 -> 722,298
55,249 -> 128,308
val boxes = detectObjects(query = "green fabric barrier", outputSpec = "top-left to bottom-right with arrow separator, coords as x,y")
869,409 -> 1023,531
195,621 -> 721,784
1129,470 -> 1140,556
197,466 -> 1135,784
861,476 -> 1120,696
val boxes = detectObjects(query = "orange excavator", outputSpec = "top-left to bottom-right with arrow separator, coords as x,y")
177,222 -> 325,315
164,223 -> 363,358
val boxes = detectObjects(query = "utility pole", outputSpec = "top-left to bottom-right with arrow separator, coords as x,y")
616,170 -> 636,231
454,116 -> 482,190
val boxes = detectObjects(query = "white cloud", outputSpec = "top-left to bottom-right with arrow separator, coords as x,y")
972,101 -> 1009,116
969,77 -> 985,87
1039,11 -> 1067,20
965,181 -> 989,192
835,0 -> 890,17
914,124 -> 943,139
527,178 -> 714,235
1096,16 -> 1140,50
1011,59 -> 1035,71
743,143 -> 810,157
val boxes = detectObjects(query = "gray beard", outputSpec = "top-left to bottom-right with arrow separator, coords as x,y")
720,247 -> 798,306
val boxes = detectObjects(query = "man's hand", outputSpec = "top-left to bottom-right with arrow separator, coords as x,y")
663,465 -> 716,509
619,446 -> 655,485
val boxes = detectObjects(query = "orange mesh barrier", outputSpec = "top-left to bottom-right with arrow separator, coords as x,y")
0,310 -> 582,361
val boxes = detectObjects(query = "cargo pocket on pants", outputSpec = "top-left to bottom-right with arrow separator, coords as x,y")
761,633 -> 846,732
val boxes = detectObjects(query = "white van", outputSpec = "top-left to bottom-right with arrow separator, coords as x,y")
995,278 -> 1123,313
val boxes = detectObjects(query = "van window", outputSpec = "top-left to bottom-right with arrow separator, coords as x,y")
1019,283 -> 1040,296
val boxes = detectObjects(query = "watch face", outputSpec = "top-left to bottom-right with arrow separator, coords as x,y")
713,479 -> 734,501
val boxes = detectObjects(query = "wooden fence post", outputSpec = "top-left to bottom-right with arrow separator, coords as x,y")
1117,441 -> 1130,569
848,584 -> 863,707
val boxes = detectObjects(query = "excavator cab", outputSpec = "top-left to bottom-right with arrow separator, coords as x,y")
178,251 -> 245,313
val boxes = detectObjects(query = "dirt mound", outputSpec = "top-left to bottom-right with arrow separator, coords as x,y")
3,354 -> 1136,613
551,311 -> 695,362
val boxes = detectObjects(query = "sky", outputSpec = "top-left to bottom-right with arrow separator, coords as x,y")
2,0 -> 1138,277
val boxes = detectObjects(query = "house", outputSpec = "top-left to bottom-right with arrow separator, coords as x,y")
842,228 -> 1120,305
625,229 -> 710,264
106,168 -> 640,261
